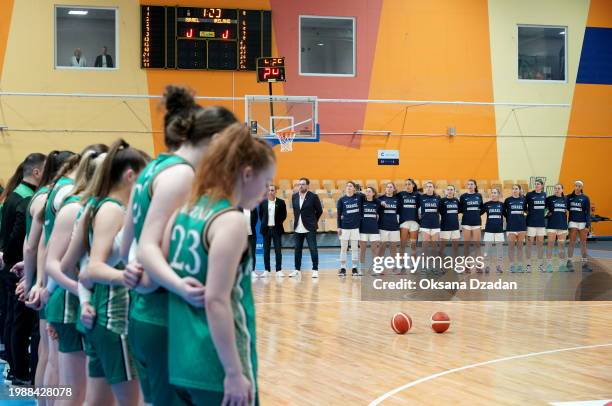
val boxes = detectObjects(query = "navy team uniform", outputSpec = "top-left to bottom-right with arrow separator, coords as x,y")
439,197 -> 460,239
459,192 -> 484,228
378,195 -> 401,242
360,199 -> 381,241
397,191 -> 420,232
419,194 -> 441,234
567,194 -> 591,230
337,194 -> 362,232
525,191 -> 547,237
546,195 -> 568,233
504,196 -> 527,232
482,200 -> 505,272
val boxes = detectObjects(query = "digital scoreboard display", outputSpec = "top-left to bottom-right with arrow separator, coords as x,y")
257,57 -> 286,82
141,6 -> 272,70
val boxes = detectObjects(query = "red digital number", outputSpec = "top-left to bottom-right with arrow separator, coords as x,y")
186,28 -> 193,38
221,29 -> 229,39
263,67 -> 271,79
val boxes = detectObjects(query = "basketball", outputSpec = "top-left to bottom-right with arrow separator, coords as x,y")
391,312 -> 412,334
431,312 -> 451,333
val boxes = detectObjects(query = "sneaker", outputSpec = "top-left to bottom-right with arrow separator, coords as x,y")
538,264 -> 545,273
566,260 -> 573,271
496,265 -> 503,273
546,263 -> 553,273
509,264 -> 516,273
312,270 -> 319,278
288,270 -> 300,278
352,268 -> 362,276
484,266 -> 490,274
525,264 -> 532,273
582,262 -> 592,272
338,268 -> 347,277
276,270 -> 285,277
260,271 -> 268,278
516,265 -> 524,273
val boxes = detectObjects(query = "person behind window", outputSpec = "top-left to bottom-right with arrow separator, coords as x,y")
70,48 -> 87,67
94,46 -> 114,68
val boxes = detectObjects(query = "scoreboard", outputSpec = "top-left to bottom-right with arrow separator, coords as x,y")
256,57 -> 286,82
141,6 -> 272,70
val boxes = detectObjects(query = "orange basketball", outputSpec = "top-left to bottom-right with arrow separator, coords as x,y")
431,312 -> 450,333
391,312 -> 412,334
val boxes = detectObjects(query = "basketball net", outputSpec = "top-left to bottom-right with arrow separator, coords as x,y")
275,130 -> 296,152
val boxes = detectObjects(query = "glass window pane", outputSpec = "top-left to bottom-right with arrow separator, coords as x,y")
300,17 -> 354,76
518,25 -> 566,81
56,7 -> 117,69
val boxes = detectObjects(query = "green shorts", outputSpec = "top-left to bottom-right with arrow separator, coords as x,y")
129,319 -> 185,405
49,322 -> 84,353
88,323 -> 137,384
175,387 -> 259,406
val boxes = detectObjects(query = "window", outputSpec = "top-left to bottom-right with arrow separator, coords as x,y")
55,6 -> 118,69
299,16 -> 355,76
518,25 -> 566,81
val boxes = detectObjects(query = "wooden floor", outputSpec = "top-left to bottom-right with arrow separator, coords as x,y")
253,258 -> 612,405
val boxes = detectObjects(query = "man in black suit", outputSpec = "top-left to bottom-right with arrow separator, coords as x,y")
258,185 -> 287,276
290,178 -> 323,278
94,46 -> 114,68
243,208 -> 258,271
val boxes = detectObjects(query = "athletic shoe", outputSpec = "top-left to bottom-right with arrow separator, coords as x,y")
312,270 -> 319,278
566,260 -> 573,271
338,268 -> 347,277
582,262 -> 592,272
260,271 -> 268,278
525,264 -> 532,273
496,265 -> 503,273
516,265 -> 524,273
484,266 -> 490,274
288,270 -> 300,278
509,264 -> 516,273
546,263 -> 553,273
352,268 -> 362,276
276,270 -> 285,277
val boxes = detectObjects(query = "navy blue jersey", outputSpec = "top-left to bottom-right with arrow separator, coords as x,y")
439,197 -> 460,231
546,195 -> 568,230
378,195 -> 401,231
419,194 -> 441,229
360,199 -> 381,234
337,194 -> 362,229
504,196 -> 527,231
459,193 -> 483,226
397,191 -> 420,222
567,193 -> 590,226
482,201 -> 504,233
525,191 -> 547,227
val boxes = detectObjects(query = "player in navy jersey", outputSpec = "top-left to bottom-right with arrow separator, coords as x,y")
378,183 -> 401,264
567,180 -> 591,271
482,188 -> 505,273
398,179 -> 420,259
337,181 -> 362,276
504,185 -> 527,272
438,185 -> 460,258
525,179 -> 547,272
459,180 -> 484,270
359,187 -> 381,274
419,182 -> 441,268
545,183 -> 569,272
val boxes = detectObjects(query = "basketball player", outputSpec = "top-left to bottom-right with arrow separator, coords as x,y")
124,87 -> 237,405
419,182 -> 441,271
337,181 -> 362,276
504,185 -> 527,273
525,179 -> 547,272
459,180 -> 484,272
397,179 -> 420,259
482,188 -> 505,273
164,123 -> 274,406
80,140 -> 148,405
359,187 -> 381,274
567,180 -> 591,272
439,185 -> 460,259
378,183 -> 401,270
545,184 -> 569,272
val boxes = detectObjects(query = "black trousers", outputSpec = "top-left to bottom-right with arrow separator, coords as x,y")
294,231 -> 318,271
262,227 -> 283,271
248,234 -> 257,271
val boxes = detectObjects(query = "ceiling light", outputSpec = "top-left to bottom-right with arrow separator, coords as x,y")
68,10 -> 88,15
317,42 -> 324,46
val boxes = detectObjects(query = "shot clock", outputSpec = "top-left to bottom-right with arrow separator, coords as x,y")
257,57 -> 286,82
141,6 -> 272,70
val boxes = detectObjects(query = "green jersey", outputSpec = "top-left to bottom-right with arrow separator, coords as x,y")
130,154 -> 191,327
43,177 -> 74,243
167,197 -> 257,393
25,186 -> 49,239
89,197 -> 131,335
75,197 -> 98,334
45,195 -> 82,325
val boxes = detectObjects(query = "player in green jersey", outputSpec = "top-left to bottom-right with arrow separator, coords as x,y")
120,86 -> 238,406
79,139 -> 148,405
44,146 -> 107,405
163,123 -> 275,406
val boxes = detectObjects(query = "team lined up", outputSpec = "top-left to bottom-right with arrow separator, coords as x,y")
336,178 -> 591,273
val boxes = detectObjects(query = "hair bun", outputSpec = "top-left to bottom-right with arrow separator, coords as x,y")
164,85 -> 195,114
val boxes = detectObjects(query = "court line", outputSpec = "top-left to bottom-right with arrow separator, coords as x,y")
369,343 -> 612,405
256,299 -> 612,307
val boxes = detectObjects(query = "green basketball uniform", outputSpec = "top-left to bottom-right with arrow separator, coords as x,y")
43,177 -> 74,243
167,197 -> 257,395
25,186 -> 49,240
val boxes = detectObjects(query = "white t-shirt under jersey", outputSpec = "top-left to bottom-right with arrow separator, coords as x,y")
267,199 -> 275,227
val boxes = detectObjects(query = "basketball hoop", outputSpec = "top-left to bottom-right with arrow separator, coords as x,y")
275,130 -> 296,152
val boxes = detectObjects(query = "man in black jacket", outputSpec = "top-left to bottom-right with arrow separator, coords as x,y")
290,178 -> 323,278
258,185 -> 287,276
242,208 -> 259,271
0,153 -> 45,385
94,46 -> 114,68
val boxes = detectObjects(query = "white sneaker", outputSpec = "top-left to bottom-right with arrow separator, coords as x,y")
260,271 -> 268,278
276,270 -> 285,277
312,270 -> 319,278
288,270 -> 300,278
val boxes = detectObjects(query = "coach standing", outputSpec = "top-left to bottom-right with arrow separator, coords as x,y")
290,178 -> 323,278
258,185 -> 287,276
0,153 -> 45,385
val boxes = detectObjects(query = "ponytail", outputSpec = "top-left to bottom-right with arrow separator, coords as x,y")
67,145 -> 109,198
0,162 -> 24,203
190,123 -> 275,207
38,150 -> 75,188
